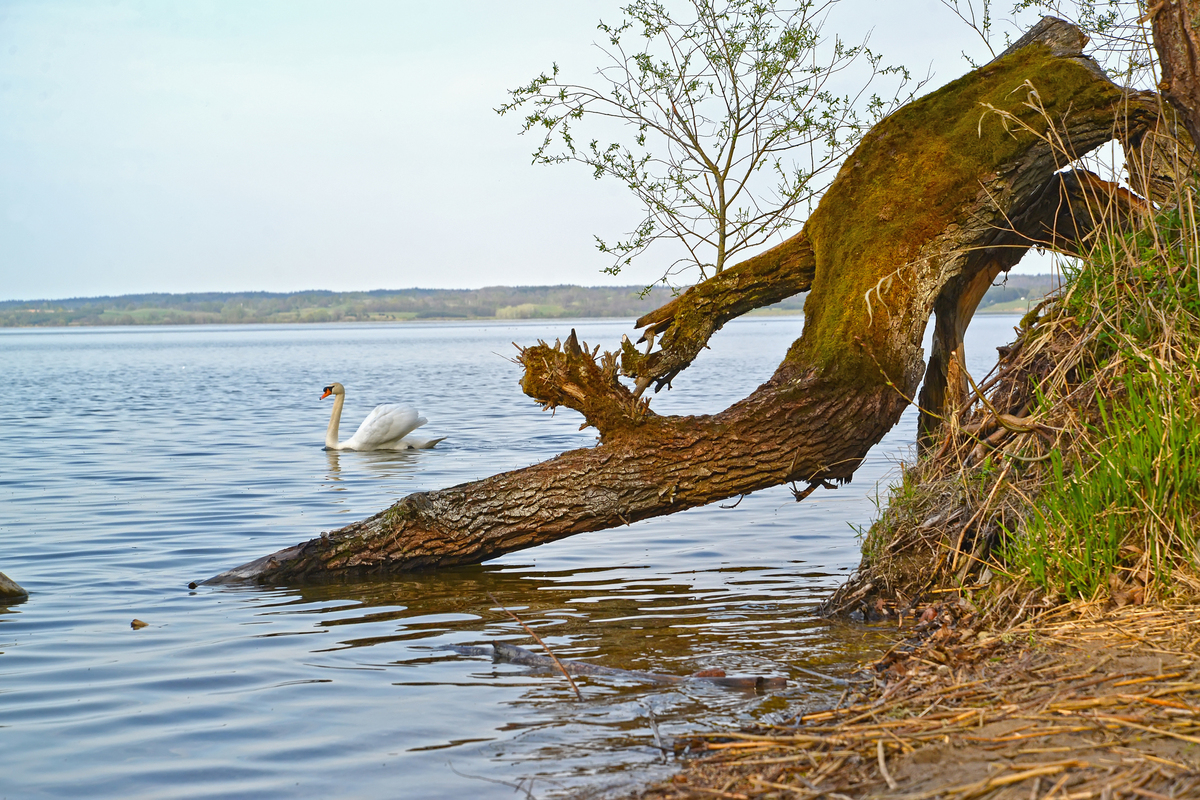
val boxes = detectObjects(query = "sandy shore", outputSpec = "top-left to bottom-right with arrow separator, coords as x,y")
628,602 -> 1200,800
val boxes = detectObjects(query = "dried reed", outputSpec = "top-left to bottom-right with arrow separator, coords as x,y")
636,602 -> 1200,799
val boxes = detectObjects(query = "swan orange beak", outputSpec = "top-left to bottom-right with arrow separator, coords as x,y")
320,389 -> 332,399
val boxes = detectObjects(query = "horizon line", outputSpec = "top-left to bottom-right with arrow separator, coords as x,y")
0,273 -> 1060,306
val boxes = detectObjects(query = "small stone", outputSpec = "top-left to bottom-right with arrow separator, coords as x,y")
0,572 -> 28,599
130,619 -> 149,629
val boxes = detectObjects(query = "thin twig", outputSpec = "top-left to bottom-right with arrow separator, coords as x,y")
447,762 -> 541,799
486,592 -> 583,701
876,739 -> 898,790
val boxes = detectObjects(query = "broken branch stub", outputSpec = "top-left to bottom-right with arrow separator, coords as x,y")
518,329 -> 652,439
622,229 -> 817,395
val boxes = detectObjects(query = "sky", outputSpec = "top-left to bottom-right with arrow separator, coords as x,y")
0,0 -> 1056,301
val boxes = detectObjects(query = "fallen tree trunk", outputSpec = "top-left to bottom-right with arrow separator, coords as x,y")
210,17 -> 1159,584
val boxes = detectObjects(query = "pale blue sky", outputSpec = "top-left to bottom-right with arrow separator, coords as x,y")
1,1 -> 1051,301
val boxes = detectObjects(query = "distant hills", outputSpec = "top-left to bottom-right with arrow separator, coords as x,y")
0,286 -> 679,327
0,275 -> 1059,328
974,272 -> 1062,313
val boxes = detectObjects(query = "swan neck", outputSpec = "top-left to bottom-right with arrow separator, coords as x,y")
325,393 -> 345,449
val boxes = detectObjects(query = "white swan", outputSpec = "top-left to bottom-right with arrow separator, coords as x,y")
321,382 -> 445,451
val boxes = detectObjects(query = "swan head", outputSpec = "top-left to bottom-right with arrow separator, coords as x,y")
320,382 -> 346,400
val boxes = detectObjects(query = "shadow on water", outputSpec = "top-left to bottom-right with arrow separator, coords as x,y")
204,563 -> 895,795
235,561 -> 892,685
0,597 -> 29,614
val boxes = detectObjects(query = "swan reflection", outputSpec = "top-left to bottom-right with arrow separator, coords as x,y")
325,448 -> 423,481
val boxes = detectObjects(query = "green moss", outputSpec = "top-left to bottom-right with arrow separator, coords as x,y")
794,43 -> 1124,386
382,500 -> 416,530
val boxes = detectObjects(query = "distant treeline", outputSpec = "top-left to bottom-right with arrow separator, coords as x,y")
976,273 -> 1062,311
0,276 -> 1058,328
0,286 -> 681,327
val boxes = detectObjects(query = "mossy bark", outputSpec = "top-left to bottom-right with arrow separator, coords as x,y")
210,17 -> 1161,584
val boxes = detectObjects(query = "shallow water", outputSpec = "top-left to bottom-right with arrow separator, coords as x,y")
0,315 -> 1021,798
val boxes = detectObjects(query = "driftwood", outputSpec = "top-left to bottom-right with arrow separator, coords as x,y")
441,641 -> 788,692
209,17 -> 1164,584
0,571 -> 28,600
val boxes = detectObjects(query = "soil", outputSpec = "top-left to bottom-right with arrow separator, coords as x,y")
628,603 -> 1200,800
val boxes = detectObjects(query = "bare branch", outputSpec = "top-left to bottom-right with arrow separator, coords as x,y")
497,0 -> 915,286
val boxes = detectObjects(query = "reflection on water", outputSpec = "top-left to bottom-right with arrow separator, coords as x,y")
0,316 -> 1020,798
324,448 -> 425,482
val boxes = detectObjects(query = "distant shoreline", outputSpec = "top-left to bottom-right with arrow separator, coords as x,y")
0,278 -> 1055,328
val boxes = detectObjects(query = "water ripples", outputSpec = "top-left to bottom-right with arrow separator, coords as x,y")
0,316 -> 1018,798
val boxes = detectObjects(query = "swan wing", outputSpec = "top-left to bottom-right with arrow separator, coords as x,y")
396,435 -> 447,450
343,404 -> 425,450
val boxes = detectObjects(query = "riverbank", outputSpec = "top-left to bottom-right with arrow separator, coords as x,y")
627,155 -> 1200,797
633,602 -> 1200,799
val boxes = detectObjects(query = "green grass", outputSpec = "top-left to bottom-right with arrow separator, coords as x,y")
1001,200 -> 1200,601
1006,371 -> 1200,598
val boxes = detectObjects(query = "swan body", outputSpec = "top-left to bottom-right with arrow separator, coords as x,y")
321,382 -> 445,451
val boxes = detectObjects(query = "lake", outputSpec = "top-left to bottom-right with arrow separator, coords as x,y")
0,315 -> 1020,798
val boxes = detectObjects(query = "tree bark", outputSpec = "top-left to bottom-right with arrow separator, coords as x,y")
1152,0 -> 1200,149
916,168 -> 1150,447
209,17 -> 1160,584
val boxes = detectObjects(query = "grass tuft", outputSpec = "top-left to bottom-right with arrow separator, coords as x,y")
1009,370 -> 1200,600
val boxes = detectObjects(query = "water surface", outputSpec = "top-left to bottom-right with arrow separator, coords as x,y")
0,315 -> 1020,798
